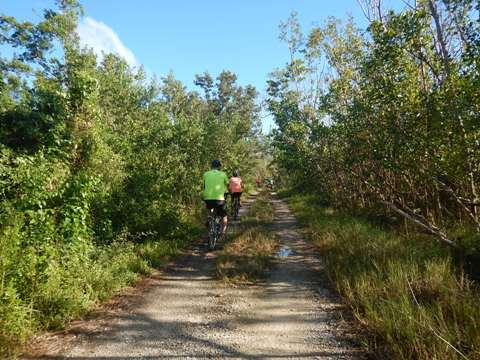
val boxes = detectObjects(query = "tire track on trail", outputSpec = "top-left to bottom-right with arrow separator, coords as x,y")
25,193 -> 364,359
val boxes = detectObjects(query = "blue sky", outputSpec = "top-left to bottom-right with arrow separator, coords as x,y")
1,1 -> 400,132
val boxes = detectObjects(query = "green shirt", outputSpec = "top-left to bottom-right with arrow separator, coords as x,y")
203,169 -> 228,200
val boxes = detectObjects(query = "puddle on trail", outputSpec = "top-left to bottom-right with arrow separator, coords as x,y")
277,246 -> 292,258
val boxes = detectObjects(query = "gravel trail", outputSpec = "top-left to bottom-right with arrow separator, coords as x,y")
27,194 -> 364,359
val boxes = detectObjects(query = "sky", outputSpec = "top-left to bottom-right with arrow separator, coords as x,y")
1,0 -> 400,132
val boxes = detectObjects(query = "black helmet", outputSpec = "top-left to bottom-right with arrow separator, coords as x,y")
211,159 -> 221,169
233,169 -> 240,177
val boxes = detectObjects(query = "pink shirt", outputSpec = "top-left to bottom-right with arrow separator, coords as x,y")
229,177 -> 243,193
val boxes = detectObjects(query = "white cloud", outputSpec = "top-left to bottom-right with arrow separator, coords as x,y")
77,17 -> 138,67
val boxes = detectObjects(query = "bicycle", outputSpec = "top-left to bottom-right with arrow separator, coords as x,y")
231,195 -> 240,220
207,207 -> 224,250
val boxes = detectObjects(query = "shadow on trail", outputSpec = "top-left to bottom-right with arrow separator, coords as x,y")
32,311 -> 348,359
38,352 -> 351,359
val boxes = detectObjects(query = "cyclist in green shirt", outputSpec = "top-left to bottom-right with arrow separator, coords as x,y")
202,159 -> 229,234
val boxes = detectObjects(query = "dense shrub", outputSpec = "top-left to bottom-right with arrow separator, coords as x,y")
0,1 -> 261,355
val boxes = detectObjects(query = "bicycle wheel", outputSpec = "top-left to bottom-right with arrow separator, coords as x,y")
233,198 -> 240,220
212,216 -> 224,249
217,217 -> 224,241
208,217 -> 217,250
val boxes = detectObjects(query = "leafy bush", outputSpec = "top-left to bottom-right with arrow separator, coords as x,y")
0,1 -> 261,355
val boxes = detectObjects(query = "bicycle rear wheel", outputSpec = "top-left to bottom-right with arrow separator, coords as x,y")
232,198 -> 240,220
208,216 -> 221,250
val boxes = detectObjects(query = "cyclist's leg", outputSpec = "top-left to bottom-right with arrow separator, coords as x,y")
215,200 -> 228,234
205,200 -> 215,226
222,215 -> 228,234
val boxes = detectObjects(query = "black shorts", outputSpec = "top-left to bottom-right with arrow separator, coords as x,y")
204,200 -> 227,217
230,192 -> 242,202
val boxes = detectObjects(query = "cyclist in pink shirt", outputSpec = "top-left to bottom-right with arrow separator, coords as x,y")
229,170 -> 244,208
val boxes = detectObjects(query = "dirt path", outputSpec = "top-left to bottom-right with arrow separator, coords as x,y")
27,194 -> 363,359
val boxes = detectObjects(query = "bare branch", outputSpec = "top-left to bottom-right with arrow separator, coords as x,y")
435,178 -> 480,232
428,0 -> 451,76
381,200 -> 458,248
400,0 -> 416,11
356,0 -> 372,22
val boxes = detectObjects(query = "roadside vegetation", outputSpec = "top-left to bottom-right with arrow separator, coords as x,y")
2,0 -> 479,357
269,2 -> 480,359
0,1 -> 262,356
269,2 -> 480,253
283,192 -> 480,360
217,193 -> 278,283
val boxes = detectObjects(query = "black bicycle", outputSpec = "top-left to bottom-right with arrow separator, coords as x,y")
231,196 -> 240,220
207,207 -> 224,250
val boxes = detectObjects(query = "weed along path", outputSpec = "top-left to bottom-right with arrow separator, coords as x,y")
26,193 -> 363,360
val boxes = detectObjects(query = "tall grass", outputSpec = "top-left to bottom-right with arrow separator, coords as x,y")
285,193 -> 480,360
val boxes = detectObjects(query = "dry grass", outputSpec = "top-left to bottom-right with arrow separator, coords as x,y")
217,192 -> 278,284
217,228 -> 277,283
